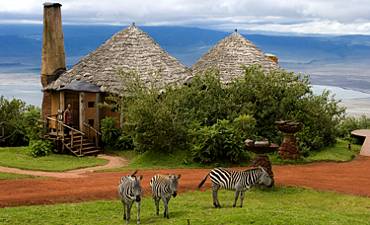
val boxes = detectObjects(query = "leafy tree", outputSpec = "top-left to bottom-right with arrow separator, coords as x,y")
116,66 -> 345,163
0,96 -> 42,146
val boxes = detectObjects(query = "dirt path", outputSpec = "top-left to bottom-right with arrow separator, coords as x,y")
1,156 -> 370,208
0,155 -> 128,178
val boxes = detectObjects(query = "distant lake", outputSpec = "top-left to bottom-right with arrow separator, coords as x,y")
1,71 -> 370,117
0,71 -> 41,106
312,85 -> 370,100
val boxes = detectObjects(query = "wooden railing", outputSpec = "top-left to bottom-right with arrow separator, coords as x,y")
83,122 -> 101,147
46,117 -> 85,156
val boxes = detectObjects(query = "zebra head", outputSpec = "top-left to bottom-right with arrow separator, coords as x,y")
168,174 -> 181,197
131,175 -> 143,202
257,167 -> 273,187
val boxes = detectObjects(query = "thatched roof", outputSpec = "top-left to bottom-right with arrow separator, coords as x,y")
192,31 -> 279,83
46,24 -> 191,94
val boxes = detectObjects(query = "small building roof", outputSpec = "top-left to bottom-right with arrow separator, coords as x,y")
191,31 -> 279,83
58,79 -> 101,92
45,24 -> 191,94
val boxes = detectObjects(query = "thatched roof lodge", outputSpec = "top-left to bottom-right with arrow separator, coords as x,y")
40,3 -> 280,154
192,30 -> 279,83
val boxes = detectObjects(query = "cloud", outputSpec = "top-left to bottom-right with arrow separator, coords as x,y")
0,0 -> 370,35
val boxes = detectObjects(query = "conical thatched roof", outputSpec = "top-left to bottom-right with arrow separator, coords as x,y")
46,24 -> 191,94
192,31 -> 279,83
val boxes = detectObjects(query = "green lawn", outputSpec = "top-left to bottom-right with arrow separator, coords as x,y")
0,172 -> 34,180
0,147 -> 108,172
1,187 -> 369,225
106,139 -> 360,171
269,139 -> 361,165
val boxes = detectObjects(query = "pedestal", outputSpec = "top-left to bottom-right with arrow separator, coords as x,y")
278,134 -> 300,159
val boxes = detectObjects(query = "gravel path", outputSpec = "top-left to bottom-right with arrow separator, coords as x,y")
1,156 -> 370,208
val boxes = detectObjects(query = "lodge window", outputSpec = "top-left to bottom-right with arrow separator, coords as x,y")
88,101 -> 95,108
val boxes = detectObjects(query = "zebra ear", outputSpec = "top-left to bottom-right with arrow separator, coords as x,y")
131,170 -> 138,177
177,174 -> 181,179
138,175 -> 143,180
258,166 -> 266,173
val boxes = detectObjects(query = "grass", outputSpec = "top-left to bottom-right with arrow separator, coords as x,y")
105,149 -> 205,171
0,172 -> 34,180
269,139 -> 361,165
105,139 -> 361,171
0,147 -> 108,172
1,187 -> 369,225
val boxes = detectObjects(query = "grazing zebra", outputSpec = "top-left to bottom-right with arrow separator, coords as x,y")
118,170 -> 143,224
198,167 -> 273,208
150,174 -> 181,219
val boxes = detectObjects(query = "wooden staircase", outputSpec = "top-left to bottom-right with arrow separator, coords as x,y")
45,117 -> 102,157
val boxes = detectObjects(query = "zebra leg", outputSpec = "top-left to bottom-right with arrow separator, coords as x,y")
212,183 -> 221,208
161,195 -> 170,219
122,201 -> 126,221
126,201 -> 133,224
136,201 -> 141,224
240,191 -> 245,208
154,197 -> 160,215
233,190 -> 240,208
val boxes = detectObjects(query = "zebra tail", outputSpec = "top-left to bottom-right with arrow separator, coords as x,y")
198,173 -> 209,189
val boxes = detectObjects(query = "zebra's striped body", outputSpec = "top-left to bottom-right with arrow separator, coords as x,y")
150,174 -> 181,219
118,172 -> 143,224
198,167 -> 273,208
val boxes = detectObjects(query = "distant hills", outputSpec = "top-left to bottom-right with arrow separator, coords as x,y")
0,24 -> 370,91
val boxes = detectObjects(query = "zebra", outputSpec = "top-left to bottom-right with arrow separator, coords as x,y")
198,167 -> 273,208
118,170 -> 143,224
150,174 -> 181,219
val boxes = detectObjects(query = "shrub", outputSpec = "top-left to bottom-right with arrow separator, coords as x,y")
115,133 -> 134,150
21,106 -> 43,141
190,118 -> 253,164
0,96 -> 42,146
29,139 -> 53,157
116,66 -> 344,163
101,117 -> 120,148
337,116 -> 370,140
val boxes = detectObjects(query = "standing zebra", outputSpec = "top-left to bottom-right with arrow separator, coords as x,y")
198,167 -> 273,208
150,174 -> 181,219
118,170 -> 143,224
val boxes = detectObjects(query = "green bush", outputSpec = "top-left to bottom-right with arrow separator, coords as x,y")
115,133 -> 134,150
0,96 -> 42,146
29,140 -> 53,157
190,119 -> 251,164
116,66 -> 344,163
101,117 -> 120,148
337,116 -> 370,140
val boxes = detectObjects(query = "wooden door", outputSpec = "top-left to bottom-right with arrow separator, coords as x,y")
64,92 -> 79,129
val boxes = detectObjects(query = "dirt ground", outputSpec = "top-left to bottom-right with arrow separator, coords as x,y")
1,156 -> 370,208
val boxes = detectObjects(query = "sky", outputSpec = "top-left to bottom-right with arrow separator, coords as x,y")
0,0 -> 370,35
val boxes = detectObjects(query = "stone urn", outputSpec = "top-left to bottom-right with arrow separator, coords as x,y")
244,139 -> 279,181
275,120 -> 303,160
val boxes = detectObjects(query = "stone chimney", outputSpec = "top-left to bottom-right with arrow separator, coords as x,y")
41,2 -> 66,118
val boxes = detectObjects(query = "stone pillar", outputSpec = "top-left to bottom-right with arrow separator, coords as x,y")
41,3 -> 66,119
278,134 -> 300,160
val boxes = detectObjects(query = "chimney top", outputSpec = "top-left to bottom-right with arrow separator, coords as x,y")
43,2 -> 62,8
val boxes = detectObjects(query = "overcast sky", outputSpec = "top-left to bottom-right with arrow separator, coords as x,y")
0,0 -> 370,35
